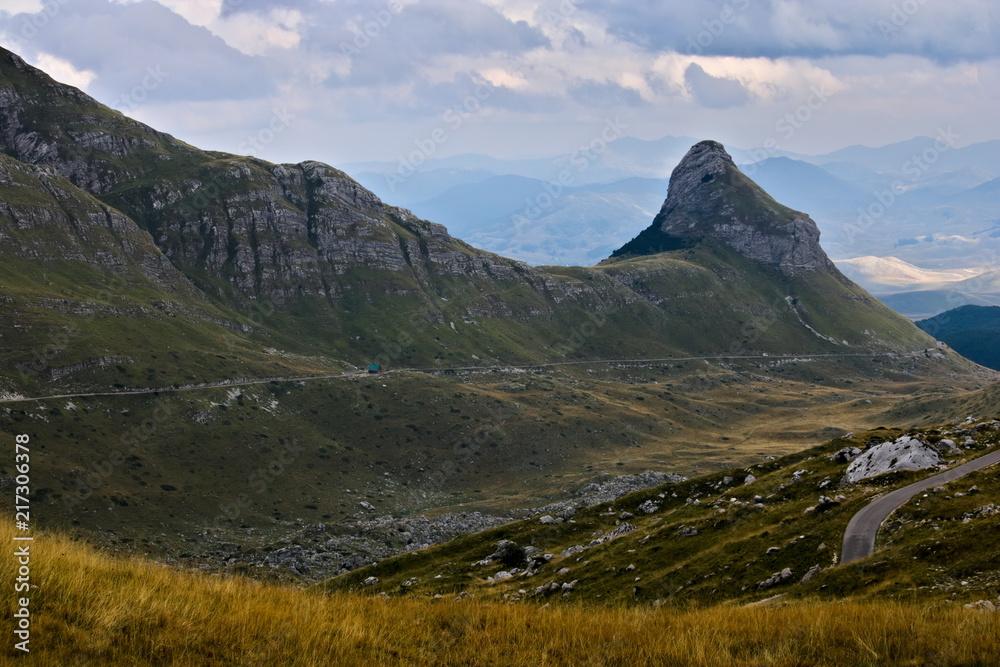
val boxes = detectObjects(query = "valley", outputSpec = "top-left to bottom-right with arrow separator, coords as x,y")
0,40 -> 998,665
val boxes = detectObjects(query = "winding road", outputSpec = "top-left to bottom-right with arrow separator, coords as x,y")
840,448 -> 1000,565
0,350 -> 922,405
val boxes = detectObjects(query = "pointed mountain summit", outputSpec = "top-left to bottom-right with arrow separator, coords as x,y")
610,140 -> 837,276
0,46 -> 974,396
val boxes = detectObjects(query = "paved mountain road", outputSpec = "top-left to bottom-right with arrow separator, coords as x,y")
840,448 -> 1000,565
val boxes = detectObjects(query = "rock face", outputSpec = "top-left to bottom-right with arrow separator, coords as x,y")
0,44 -> 948,378
611,141 -> 843,278
843,436 -> 943,483
0,47 -> 611,313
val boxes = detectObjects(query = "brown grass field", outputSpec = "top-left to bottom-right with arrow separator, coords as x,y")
4,521 -> 999,666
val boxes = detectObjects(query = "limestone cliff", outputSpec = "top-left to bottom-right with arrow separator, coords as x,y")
611,140 -> 842,278
0,46 -> 952,381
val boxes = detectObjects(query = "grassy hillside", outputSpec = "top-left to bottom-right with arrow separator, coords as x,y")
1,46 -> 961,380
917,305 -> 1000,370
5,363 -> 967,560
3,519 -> 1000,665
322,417 -> 1000,608
0,153 -> 339,396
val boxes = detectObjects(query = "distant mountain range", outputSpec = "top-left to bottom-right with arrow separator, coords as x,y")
343,136 -> 1000,317
4,43 -> 985,558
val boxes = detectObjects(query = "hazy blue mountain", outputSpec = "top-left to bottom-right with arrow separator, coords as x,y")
878,291 -> 1000,320
738,157 -> 868,221
337,136 -> 1000,284
412,175 -> 668,265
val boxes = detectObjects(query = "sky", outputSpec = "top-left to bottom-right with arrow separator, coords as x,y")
2,0 -> 999,167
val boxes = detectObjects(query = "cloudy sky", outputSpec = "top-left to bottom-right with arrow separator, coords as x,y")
2,0 -> 998,167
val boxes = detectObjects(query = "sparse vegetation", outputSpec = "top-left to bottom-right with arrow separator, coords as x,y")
4,520 -> 1000,666
324,421 -> 1000,608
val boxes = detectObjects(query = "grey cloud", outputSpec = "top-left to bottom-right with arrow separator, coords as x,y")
0,0 -> 271,104
568,79 -> 646,108
684,63 -> 748,109
578,0 -> 1000,62
307,0 -> 548,85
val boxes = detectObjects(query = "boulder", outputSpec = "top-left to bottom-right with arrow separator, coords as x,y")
758,568 -> 793,590
843,436 -> 942,483
799,565 -> 822,584
829,447 -> 862,464
935,439 -> 962,456
638,500 -> 660,514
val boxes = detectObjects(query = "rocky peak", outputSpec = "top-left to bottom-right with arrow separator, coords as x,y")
662,139 -> 734,208
610,140 -> 840,277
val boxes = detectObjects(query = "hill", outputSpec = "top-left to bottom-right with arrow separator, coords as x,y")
917,305 -> 1000,370
0,45 -> 992,568
0,47 -> 951,384
5,518 -> 1000,665
323,417 -> 1000,608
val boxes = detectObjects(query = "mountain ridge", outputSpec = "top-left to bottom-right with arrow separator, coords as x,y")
0,45 -> 949,385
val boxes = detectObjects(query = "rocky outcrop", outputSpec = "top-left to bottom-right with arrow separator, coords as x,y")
612,141 -> 843,278
0,45 -> 948,375
843,435 -> 943,483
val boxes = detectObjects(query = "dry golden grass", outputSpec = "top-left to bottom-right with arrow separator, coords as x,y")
4,520 -> 999,666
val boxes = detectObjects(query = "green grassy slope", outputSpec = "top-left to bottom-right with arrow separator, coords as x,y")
0,153 -> 334,396
322,415 -> 1000,607
0,46 -> 956,377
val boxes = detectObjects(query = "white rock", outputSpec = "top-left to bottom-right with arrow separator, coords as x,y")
843,436 -> 943,483
638,500 -> 659,514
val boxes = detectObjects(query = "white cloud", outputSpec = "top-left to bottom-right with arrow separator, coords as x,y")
208,7 -> 305,56
145,0 -> 223,27
0,0 -> 44,14
31,52 -> 96,90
